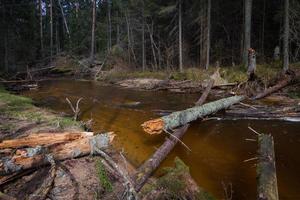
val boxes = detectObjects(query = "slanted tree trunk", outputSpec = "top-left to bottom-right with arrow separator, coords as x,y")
283,0 -> 289,72
142,95 -> 245,135
90,0 -> 96,62
134,75 -> 215,192
205,0 -> 211,70
178,0 -> 183,72
39,0 -> 44,57
116,11 -> 120,45
257,134 -> 279,200
58,0 -> 70,38
50,0 -> 53,62
243,0 -> 253,67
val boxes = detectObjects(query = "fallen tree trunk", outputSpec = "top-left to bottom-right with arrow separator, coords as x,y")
253,72 -> 300,100
142,95 -> 245,135
257,133 -> 279,200
134,78 -> 215,192
0,133 -> 114,175
0,132 -> 93,149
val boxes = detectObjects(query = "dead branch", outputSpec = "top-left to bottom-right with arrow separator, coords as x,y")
66,97 -> 83,121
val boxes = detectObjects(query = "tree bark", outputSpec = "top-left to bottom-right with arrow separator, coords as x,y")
107,0 -> 112,51
134,75 -> 215,192
90,0 -> 96,62
205,0 -> 211,70
243,0 -> 252,67
142,1 -> 146,71
0,133 -> 114,176
142,95 -> 245,135
39,0 -> 44,58
283,0 -> 289,72
50,0 -> 53,62
178,0 -> 183,72
257,134 -> 279,200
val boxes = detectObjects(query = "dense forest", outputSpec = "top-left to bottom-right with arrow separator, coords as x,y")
0,0 -> 300,73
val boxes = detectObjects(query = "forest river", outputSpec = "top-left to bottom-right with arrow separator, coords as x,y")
23,80 -> 300,200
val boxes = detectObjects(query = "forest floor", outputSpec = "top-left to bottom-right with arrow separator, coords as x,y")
0,85 -> 214,199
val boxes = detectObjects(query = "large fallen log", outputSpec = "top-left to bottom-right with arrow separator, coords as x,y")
134,77 -> 215,192
253,72 -> 300,100
142,95 -> 245,135
0,132 -> 93,149
0,133 -> 114,175
257,133 -> 279,200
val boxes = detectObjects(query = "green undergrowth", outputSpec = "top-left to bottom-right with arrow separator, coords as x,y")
100,63 -> 285,84
146,157 -> 215,200
0,85 -> 82,131
95,159 -> 113,193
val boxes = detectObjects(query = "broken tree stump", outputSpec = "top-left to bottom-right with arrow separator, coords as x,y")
0,133 -> 114,175
0,132 -> 94,149
142,95 -> 245,135
257,133 -> 279,200
134,77 -> 215,192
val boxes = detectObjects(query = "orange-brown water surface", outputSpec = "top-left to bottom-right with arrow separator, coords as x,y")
23,80 -> 300,200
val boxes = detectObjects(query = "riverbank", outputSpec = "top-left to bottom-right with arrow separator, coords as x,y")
0,86 -> 214,199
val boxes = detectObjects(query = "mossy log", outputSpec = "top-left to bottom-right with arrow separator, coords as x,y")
257,134 -> 279,200
134,78 -> 214,192
0,132 -> 94,149
0,133 -> 114,175
142,95 -> 245,135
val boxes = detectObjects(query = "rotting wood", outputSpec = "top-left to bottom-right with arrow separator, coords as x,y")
134,76 -> 214,192
0,133 -> 114,176
0,132 -> 94,149
256,131 -> 279,200
142,95 -> 245,135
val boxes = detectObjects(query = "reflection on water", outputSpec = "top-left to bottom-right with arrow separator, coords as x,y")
23,80 -> 300,200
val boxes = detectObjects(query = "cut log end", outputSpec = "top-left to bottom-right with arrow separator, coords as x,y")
141,118 -> 165,135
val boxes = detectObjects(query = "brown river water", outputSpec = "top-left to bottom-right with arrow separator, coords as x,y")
23,80 -> 300,200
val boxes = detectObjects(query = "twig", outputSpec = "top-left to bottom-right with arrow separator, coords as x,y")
163,128 -> 192,152
239,102 -> 258,110
65,97 -> 83,121
248,126 -> 261,136
243,157 -> 259,163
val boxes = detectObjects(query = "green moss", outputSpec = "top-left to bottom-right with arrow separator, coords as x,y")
95,159 -> 113,193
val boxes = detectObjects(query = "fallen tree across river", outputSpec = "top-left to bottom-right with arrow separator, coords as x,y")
134,76 -> 215,192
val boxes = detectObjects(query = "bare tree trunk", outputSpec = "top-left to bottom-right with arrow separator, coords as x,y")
56,21 -> 60,54
147,23 -> 158,70
142,1 -> 146,71
178,0 -> 183,72
243,0 -> 252,67
50,0 -> 53,62
116,11 -> 120,45
125,10 -> 131,64
90,0 -> 96,62
205,0 -> 211,70
58,0 -> 70,38
39,0 -> 44,57
3,6 -> 8,72
283,0 -> 289,72
142,95 -> 245,135
107,0 -> 112,51
261,0 -> 266,60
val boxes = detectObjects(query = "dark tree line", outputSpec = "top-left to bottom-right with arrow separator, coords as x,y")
0,0 -> 299,73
